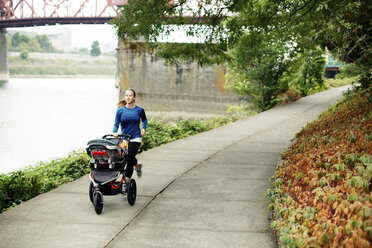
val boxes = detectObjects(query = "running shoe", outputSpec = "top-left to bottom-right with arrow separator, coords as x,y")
135,162 -> 143,178
123,180 -> 128,193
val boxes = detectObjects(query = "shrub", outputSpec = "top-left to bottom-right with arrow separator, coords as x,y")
139,114 -> 248,153
266,87 -> 372,247
276,87 -> 302,105
336,64 -> 361,79
0,151 -> 90,213
19,50 -> 28,60
326,77 -> 358,88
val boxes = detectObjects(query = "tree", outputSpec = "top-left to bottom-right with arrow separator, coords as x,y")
295,49 -> 326,96
226,31 -> 290,111
90,41 -> 101,57
113,0 -> 370,89
36,35 -> 55,53
11,32 -> 30,48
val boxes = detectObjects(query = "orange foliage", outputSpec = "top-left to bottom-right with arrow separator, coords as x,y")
268,88 -> 372,247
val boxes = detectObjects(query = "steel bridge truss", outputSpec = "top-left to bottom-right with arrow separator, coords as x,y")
0,0 -> 128,28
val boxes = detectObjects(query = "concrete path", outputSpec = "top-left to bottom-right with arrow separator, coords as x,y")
0,86 -> 350,248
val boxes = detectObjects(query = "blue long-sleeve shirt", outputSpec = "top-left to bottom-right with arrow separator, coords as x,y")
113,105 -> 147,140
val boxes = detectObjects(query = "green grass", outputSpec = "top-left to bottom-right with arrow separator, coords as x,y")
9,56 -> 116,76
325,77 -> 358,88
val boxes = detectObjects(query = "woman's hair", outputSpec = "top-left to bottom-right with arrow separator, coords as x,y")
117,100 -> 127,108
117,89 -> 136,108
127,88 -> 136,97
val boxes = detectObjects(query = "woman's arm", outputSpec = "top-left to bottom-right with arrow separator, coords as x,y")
140,108 -> 147,136
113,109 -> 121,134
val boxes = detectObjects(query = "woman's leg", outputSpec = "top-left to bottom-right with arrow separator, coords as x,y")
125,141 -> 141,182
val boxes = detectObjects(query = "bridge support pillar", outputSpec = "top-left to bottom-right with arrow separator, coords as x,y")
0,28 -> 9,82
116,40 -> 238,114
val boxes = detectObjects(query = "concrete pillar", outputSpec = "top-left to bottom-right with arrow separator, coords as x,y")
117,39 -> 238,114
0,28 -> 9,82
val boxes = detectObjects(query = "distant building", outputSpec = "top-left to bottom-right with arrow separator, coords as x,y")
325,53 -> 342,78
48,28 -> 72,51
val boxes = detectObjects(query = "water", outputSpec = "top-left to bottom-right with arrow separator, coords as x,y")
0,77 -> 119,174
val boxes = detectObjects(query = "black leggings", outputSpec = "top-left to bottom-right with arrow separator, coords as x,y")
125,141 -> 141,178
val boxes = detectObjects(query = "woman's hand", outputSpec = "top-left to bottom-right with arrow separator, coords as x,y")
141,129 -> 146,136
113,133 -> 119,137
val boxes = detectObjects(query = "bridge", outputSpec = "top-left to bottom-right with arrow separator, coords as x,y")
0,0 -> 127,81
0,0 -> 126,28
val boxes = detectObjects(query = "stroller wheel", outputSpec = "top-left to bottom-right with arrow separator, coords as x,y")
89,182 -> 94,203
94,192 -> 103,214
127,179 -> 137,206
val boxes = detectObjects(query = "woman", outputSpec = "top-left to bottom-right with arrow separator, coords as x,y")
113,89 -> 147,190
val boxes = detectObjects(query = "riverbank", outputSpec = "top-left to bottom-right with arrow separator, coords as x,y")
8,52 -> 116,76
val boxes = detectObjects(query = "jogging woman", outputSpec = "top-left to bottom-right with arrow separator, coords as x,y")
113,89 -> 147,190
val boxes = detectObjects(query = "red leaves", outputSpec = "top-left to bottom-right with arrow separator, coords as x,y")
269,88 -> 372,246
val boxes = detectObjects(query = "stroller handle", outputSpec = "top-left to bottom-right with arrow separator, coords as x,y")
102,134 -> 131,140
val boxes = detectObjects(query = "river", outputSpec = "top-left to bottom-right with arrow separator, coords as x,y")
0,77 -> 119,174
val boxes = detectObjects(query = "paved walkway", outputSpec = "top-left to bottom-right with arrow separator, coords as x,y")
0,86 -> 349,248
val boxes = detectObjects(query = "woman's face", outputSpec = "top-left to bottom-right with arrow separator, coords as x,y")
125,90 -> 135,104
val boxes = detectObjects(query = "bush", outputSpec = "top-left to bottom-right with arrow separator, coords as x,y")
266,87 -> 372,247
326,77 -> 358,88
20,50 -> 28,60
0,151 -> 90,213
295,49 -> 326,96
336,64 -> 361,79
276,87 -> 302,105
139,114 -> 247,153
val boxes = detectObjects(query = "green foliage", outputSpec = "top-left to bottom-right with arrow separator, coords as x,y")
295,49 -> 326,96
336,64 -> 361,79
8,32 -> 55,53
10,32 -> 30,48
19,50 -> 29,60
226,32 -> 290,111
113,0 -> 371,104
9,56 -> 115,76
36,35 -> 55,53
326,77 -> 358,88
139,114 -> 244,153
90,41 -> 101,57
0,151 -> 90,213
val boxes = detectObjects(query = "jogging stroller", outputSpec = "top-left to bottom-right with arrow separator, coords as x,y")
86,134 -> 136,214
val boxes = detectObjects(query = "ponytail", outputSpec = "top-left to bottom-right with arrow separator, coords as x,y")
117,100 -> 127,108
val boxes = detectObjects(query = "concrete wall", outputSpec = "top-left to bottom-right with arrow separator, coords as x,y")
0,29 -> 9,82
117,41 -> 237,114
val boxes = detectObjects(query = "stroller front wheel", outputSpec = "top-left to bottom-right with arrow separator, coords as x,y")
94,192 -> 103,214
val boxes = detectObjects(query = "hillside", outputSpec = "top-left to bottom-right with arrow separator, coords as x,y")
267,87 -> 372,247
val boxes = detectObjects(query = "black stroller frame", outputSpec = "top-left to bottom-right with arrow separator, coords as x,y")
86,134 -> 136,214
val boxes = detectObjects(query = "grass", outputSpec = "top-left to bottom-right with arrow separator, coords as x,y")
9,55 -> 116,76
326,77 -> 359,88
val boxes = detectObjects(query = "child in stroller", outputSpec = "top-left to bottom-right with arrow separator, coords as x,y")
86,134 -> 136,214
